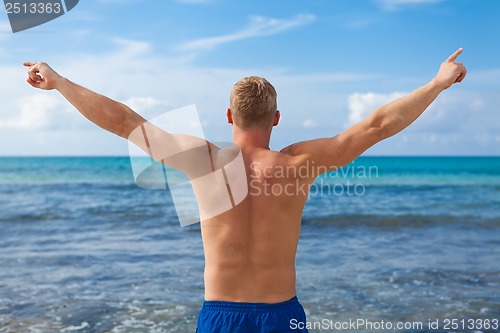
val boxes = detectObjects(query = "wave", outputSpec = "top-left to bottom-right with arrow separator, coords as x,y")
301,214 -> 500,229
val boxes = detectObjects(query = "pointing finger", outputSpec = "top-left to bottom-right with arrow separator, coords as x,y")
23,61 -> 36,67
447,48 -> 463,62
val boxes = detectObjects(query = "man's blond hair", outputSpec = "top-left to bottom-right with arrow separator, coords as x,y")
229,76 -> 277,129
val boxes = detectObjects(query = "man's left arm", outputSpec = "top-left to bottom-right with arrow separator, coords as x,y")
281,48 -> 467,172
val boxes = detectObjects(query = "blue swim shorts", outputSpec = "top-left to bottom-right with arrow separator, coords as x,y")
196,295 -> 308,333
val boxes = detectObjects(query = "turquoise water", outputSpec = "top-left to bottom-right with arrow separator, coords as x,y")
0,157 -> 499,332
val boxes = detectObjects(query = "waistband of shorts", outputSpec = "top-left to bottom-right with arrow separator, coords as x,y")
201,296 -> 301,313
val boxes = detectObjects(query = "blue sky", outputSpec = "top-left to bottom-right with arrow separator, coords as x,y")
0,0 -> 499,155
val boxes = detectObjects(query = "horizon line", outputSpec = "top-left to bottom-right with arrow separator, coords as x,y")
0,155 -> 499,158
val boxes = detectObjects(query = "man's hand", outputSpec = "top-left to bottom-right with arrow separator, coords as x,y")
23,62 -> 63,90
433,48 -> 467,90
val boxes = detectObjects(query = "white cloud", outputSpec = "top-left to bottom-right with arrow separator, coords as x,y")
415,90 -> 488,133
0,22 -> 10,34
342,18 -> 377,29
122,97 -> 170,118
346,89 -> 499,146
111,38 -> 151,57
343,88 -> 500,155
347,91 -> 406,126
467,69 -> 500,84
0,17 -> 12,43
123,97 -> 169,111
0,95 -> 60,129
377,0 -> 442,11
178,14 -> 315,52
302,119 -> 319,128
71,29 -> 92,37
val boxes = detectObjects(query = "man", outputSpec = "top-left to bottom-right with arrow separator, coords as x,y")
24,48 -> 466,332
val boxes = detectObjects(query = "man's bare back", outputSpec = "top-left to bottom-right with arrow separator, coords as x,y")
24,48 -> 466,331
202,146 -> 311,303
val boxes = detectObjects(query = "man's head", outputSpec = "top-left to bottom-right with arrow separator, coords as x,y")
228,76 -> 279,131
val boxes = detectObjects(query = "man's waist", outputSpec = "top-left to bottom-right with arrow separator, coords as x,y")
204,265 -> 297,303
201,295 -> 302,313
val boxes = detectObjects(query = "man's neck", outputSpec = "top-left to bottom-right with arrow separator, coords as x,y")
232,126 -> 272,150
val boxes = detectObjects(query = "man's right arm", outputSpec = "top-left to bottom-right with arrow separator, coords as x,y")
281,48 -> 467,175
24,61 -> 155,140
24,62 -> 217,177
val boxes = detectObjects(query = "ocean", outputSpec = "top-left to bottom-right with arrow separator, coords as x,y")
0,156 -> 499,333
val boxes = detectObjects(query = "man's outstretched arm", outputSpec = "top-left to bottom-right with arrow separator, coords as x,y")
281,48 -> 467,173
23,62 -> 217,177
24,61 -> 147,138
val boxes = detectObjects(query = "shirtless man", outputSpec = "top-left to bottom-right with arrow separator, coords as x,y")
24,48 -> 466,332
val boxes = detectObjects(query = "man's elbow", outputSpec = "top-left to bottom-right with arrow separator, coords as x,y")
366,112 -> 389,141
118,113 -> 144,139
